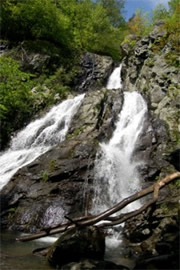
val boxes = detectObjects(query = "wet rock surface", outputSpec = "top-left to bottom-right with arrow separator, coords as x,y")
76,52 -> 114,92
0,87 -> 123,232
124,184 -> 180,269
47,226 -> 105,267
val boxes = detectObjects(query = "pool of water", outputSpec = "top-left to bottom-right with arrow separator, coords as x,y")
0,230 -> 56,270
0,229 -> 136,270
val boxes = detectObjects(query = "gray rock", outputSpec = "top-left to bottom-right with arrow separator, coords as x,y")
76,52 -> 113,92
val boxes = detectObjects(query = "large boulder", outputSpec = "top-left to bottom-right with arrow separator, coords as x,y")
47,226 -> 105,267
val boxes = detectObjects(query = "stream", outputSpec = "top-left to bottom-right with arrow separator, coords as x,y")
0,231 -> 55,270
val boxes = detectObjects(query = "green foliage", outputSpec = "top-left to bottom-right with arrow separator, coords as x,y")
127,10 -> 151,37
41,170 -> 49,182
146,59 -> 155,67
1,0 -> 72,49
0,0 -> 125,60
152,4 -> 169,24
121,36 -> 136,49
0,56 -> 35,148
165,51 -> 180,67
151,0 -> 180,51
33,64 -> 81,108
48,160 -> 57,172
97,0 -> 125,27
175,179 -> 180,188
165,0 -> 180,50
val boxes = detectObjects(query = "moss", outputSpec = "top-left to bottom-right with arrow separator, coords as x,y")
165,52 -> 180,68
142,85 -> 149,92
41,170 -> 49,182
67,126 -> 85,139
175,179 -> 180,188
146,59 -> 155,67
8,208 -> 16,222
48,160 -> 57,172
151,36 -> 167,53
168,84 -> 179,98
122,38 -> 136,48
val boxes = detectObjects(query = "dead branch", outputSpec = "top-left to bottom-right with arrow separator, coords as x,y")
16,172 -> 180,242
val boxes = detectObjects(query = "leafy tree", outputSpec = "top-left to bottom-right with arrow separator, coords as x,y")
97,0 -> 125,27
0,56 -> 34,148
56,0 -> 124,59
127,10 -> 150,37
1,0 -> 72,48
168,0 -> 179,14
166,0 -> 180,50
152,4 -> 169,24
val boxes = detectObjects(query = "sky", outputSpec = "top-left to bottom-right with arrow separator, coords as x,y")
124,0 -> 169,20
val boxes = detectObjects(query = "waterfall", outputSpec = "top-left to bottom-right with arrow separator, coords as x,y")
106,65 -> 122,90
92,91 -> 147,215
0,94 -> 85,191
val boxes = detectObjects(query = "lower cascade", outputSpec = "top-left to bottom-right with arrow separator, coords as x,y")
91,91 -> 148,250
0,94 -> 85,190
92,91 -> 148,214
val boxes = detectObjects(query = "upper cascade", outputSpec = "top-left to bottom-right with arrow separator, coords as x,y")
0,94 -> 85,190
106,64 -> 122,90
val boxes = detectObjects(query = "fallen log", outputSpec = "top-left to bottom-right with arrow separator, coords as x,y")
16,172 -> 180,242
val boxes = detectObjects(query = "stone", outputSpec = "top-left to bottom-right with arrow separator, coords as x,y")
61,259 -> 129,270
47,226 -> 105,267
76,52 -> 113,92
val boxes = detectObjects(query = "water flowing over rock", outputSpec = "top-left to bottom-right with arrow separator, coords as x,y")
0,83 -> 123,232
92,92 -> 148,214
106,65 -> 122,90
0,94 -> 85,191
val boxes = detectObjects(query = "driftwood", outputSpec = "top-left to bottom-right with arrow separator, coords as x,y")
16,172 -> 180,242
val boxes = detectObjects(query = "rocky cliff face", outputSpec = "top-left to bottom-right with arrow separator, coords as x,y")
121,23 -> 180,269
122,22 -> 179,179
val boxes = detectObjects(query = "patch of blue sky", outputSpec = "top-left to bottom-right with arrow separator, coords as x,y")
124,0 -> 169,20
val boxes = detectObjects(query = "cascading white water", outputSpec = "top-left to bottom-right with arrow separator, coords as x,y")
90,65 -> 148,254
106,64 -> 122,90
92,91 -> 147,215
0,94 -> 85,191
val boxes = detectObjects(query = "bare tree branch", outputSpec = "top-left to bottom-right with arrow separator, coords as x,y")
16,172 -> 180,242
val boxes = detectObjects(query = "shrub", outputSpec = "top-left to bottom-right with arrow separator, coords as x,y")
0,56 -> 34,148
